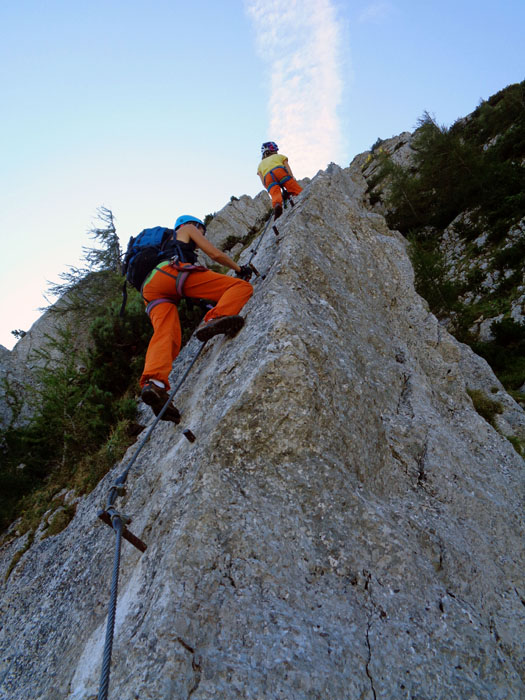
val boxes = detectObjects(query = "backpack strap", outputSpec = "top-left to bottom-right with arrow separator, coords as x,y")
119,279 -> 129,317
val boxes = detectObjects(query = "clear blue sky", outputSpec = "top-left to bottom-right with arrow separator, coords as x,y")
1,0 -> 524,349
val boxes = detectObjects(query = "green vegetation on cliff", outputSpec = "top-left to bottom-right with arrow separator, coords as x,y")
370,81 -> 525,399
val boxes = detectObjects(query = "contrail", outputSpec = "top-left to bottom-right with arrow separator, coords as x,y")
245,0 -> 343,177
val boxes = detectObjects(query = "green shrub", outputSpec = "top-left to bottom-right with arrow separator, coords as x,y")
43,503 -> 77,538
466,266 -> 484,289
222,234 -> 240,251
382,86 -> 525,239
407,234 -> 464,315
377,82 -> 525,396
467,388 -> 504,428
506,435 -> 525,457
491,317 -> 525,346
369,191 -> 382,206
5,531 -> 34,581
493,238 -> 525,270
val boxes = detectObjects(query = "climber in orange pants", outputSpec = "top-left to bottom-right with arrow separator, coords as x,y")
257,141 -> 302,218
139,215 -> 253,422
140,267 -> 252,390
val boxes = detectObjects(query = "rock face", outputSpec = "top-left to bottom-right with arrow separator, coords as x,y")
0,294 -> 91,429
206,191 -> 272,250
0,345 -> 28,429
0,164 -> 524,699
351,119 -> 525,343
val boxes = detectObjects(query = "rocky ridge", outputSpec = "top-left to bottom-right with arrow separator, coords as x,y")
0,162 -> 524,699
354,123 -> 525,349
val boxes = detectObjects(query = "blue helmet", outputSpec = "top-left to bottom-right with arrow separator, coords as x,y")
174,215 -> 206,231
261,141 -> 278,156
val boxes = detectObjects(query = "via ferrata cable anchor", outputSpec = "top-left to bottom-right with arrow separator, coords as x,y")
98,509 -> 147,553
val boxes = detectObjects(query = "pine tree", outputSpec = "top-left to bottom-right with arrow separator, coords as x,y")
46,207 -> 123,316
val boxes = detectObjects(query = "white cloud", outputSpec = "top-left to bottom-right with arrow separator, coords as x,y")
245,0 -> 343,177
358,2 -> 393,24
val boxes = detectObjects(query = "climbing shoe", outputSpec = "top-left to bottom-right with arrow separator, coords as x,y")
141,382 -> 181,424
195,315 -> 245,342
273,204 -> 283,219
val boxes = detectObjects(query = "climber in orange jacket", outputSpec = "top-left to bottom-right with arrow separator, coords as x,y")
257,141 -> 303,219
139,215 -> 253,422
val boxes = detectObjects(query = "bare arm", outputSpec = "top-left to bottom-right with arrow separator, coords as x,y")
180,224 -> 241,273
282,158 -> 295,178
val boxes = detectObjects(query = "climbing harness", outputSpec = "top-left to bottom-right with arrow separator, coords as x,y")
142,260 -> 208,308
264,166 -> 292,193
96,339 -> 205,700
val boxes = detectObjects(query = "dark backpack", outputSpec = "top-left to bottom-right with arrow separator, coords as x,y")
122,226 -> 172,291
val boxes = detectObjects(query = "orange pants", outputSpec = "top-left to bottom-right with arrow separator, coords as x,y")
263,167 -> 302,207
140,265 -> 253,388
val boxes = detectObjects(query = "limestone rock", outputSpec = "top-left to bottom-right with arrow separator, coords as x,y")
351,132 -> 416,217
0,291 -> 96,428
0,344 -> 32,429
0,163 -> 524,700
205,191 -> 272,253
11,292 -> 92,370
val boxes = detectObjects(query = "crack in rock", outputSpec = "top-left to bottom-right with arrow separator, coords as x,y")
365,616 -> 377,700
176,638 -> 202,699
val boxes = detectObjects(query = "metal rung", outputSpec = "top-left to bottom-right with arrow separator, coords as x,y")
98,510 -> 147,552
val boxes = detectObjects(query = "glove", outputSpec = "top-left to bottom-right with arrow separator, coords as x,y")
236,264 -> 253,281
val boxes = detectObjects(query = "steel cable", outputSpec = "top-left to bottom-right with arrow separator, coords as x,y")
97,516 -> 123,700
97,208 -> 285,697
97,340 -> 205,699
